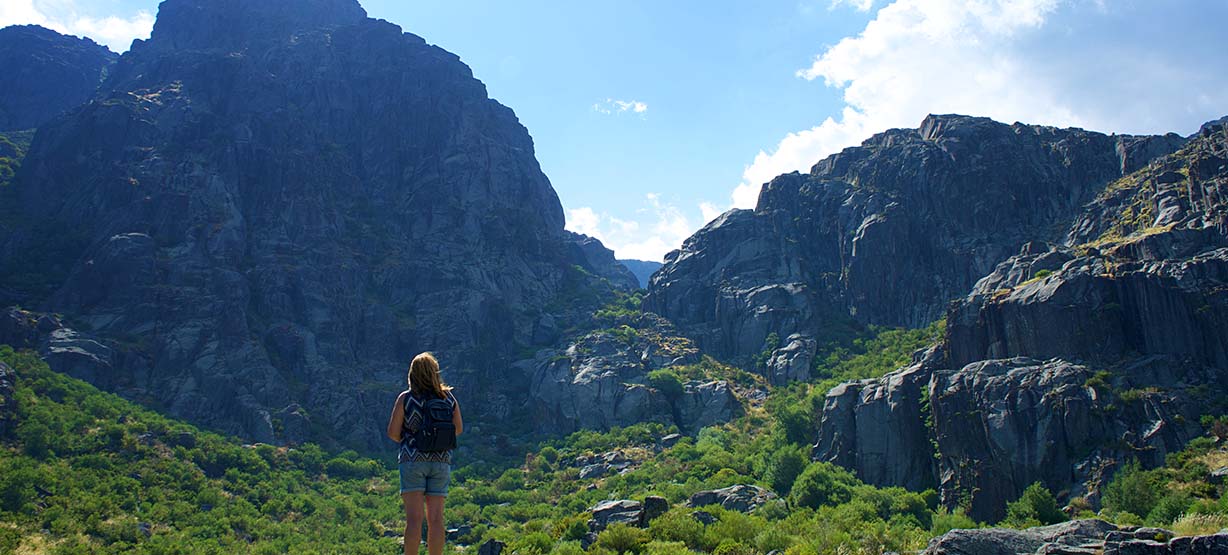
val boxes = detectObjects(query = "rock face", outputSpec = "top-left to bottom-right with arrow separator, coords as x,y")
686,484 -> 777,513
0,0 -> 620,448
618,259 -> 663,289
567,232 -> 640,290
814,120 -> 1228,522
524,312 -> 741,434
924,520 -> 1228,555
0,25 -> 117,131
646,115 -> 1184,379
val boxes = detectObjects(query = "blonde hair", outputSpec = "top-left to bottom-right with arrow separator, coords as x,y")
408,352 -> 452,399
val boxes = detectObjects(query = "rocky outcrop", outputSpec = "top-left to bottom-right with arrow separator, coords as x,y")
0,25 -> 117,131
0,0 -> 624,448
646,115 -> 1184,378
924,520 -> 1228,555
811,345 -> 943,493
931,357 -> 1203,521
524,312 -> 741,434
686,484 -> 777,512
618,259 -> 663,289
814,120 -> 1228,522
567,232 -> 640,290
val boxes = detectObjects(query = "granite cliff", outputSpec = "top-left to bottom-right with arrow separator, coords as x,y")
646,115 -> 1185,382
812,120 -> 1228,521
0,25 -> 117,131
0,0 -> 661,448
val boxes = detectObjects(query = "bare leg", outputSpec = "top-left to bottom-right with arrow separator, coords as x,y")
403,491 -> 425,555
425,495 -> 446,555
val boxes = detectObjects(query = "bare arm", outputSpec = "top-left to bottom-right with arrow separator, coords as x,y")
452,397 -> 463,436
386,391 -> 407,442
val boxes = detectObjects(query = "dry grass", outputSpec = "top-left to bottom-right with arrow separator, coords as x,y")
1170,513 -> 1228,537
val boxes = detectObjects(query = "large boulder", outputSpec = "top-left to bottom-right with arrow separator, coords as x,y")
588,499 -> 645,532
686,484 -> 777,513
924,521 -> 1228,555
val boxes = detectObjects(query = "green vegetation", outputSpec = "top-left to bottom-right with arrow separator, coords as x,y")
4,319 -> 1223,554
812,319 -> 945,385
0,129 -> 34,187
1003,483 -> 1065,528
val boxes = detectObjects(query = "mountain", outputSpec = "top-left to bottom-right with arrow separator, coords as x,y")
645,115 -> 1186,384
0,0 -> 641,449
643,113 -> 1228,521
0,25 -> 117,131
619,259 -> 663,289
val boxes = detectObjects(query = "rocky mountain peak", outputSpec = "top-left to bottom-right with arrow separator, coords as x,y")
142,0 -> 368,53
0,24 -> 117,131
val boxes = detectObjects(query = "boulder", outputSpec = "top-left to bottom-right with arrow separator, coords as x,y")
923,520 -> 1118,555
588,499 -> 644,532
478,539 -> 505,555
642,496 -> 669,523
687,485 -> 776,513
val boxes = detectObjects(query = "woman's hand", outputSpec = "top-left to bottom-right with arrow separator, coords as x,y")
386,391 -> 407,442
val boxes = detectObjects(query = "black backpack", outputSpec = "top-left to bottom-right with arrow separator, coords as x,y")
408,393 -> 456,453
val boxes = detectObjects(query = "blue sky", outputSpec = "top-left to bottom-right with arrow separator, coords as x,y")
4,1 -> 1228,261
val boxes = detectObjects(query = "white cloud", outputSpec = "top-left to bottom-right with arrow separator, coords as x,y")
830,0 -> 875,11
0,0 -> 153,52
594,98 -> 649,116
565,194 -> 696,262
728,0 -> 1228,210
699,202 -> 724,223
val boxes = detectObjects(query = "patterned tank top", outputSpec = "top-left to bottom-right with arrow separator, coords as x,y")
399,390 -> 456,464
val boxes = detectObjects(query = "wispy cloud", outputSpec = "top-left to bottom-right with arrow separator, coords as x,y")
565,194 -> 695,262
593,98 -> 649,116
725,0 -> 1228,210
0,0 -> 153,52
829,0 -> 875,11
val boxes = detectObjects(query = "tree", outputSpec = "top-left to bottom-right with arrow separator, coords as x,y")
1102,460 -> 1157,519
1003,482 -> 1066,527
790,462 -> 857,509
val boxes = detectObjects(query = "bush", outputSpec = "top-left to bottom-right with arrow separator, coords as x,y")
1003,482 -> 1066,527
648,510 -> 704,549
930,508 -> 977,536
790,462 -> 858,510
764,444 -> 808,495
647,370 -> 684,399
595,524 -> 650,555
1102,460 -> 1157,519
1146,492 -> 1193,527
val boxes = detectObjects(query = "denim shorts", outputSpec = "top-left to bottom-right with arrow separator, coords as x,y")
399,460 -> 451,496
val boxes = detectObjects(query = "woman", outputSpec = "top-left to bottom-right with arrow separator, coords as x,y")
386,352 -> 463,555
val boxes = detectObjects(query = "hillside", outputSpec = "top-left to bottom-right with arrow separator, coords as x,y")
4,335 -> 1227,554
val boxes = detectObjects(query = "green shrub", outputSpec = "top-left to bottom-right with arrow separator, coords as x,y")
1102,460 -> 1157,519
1146,492 -> 1193,527
790,462 -> 858,509
595,524 -> 650,555
764,444 -> 808,495
930,507 -> 977,536
647,369 -> 684,399
1003,482 -> 1066,527
648,510 -> 704,549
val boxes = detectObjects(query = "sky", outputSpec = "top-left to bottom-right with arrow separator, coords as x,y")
3,0 -> 1228,262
